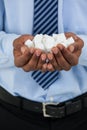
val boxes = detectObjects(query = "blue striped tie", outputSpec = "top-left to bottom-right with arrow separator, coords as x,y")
32,0 -> 59,90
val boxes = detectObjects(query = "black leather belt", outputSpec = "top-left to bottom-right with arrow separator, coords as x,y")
0,87 -> 87,118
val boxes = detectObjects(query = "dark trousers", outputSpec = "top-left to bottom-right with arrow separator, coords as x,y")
0,99 -> 87,130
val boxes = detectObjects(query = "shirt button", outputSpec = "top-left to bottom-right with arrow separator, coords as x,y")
50,96 -> 54,102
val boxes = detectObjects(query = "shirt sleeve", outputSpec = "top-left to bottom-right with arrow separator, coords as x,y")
0,0 -> 20,68
77,35 -> 87,67
0,31 -> 20,68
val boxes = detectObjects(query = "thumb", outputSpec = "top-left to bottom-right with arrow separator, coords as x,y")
21,45 -> 28,54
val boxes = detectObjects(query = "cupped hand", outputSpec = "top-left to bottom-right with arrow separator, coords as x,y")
13,35 -> 47,72
47,32 -> 84,71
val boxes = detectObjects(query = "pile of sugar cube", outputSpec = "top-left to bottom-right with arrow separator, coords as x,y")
25,33 -> 74,52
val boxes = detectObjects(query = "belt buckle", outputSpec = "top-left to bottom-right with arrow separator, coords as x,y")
42,102 -> 59,117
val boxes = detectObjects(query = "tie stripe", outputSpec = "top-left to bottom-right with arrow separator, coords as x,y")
32,71 -> 59,90
41,71 -> 59,90
32,0 -> 59,90
33,0 -> 58,35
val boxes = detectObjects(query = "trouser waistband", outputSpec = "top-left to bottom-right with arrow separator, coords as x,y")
0,87 -> 87,118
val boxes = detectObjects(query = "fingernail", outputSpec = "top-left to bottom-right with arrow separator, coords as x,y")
35,50 -> 41,56
21,46 -> 26,54
48,55 -> 53,60
69,45 -> 74,52
41,55 -> 46,61
53,48 -> 58,54
48,64 -> 52,69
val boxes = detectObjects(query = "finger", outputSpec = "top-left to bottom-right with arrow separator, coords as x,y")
47,63 -> 55,72
37,53 -> 47,70
65,32 -> 78,40
51,47 -> 62,70
14,48 -> 33,67
74,50 -> 82,57
21,45 -> 29,54
68,39 -> 84,53
52,47 -> 71,71
13,35 -> 34,49
65,33 -> 84,52
22,49 -> 42,71
41,63 -> 47,72
47,52 -> 58,70
61,47 -> 78,66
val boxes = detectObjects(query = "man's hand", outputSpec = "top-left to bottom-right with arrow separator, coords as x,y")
13,35 -> 47,72
47,32 -> 84,71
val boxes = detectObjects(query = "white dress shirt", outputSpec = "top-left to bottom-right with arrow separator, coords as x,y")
0,0 -> 87,103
